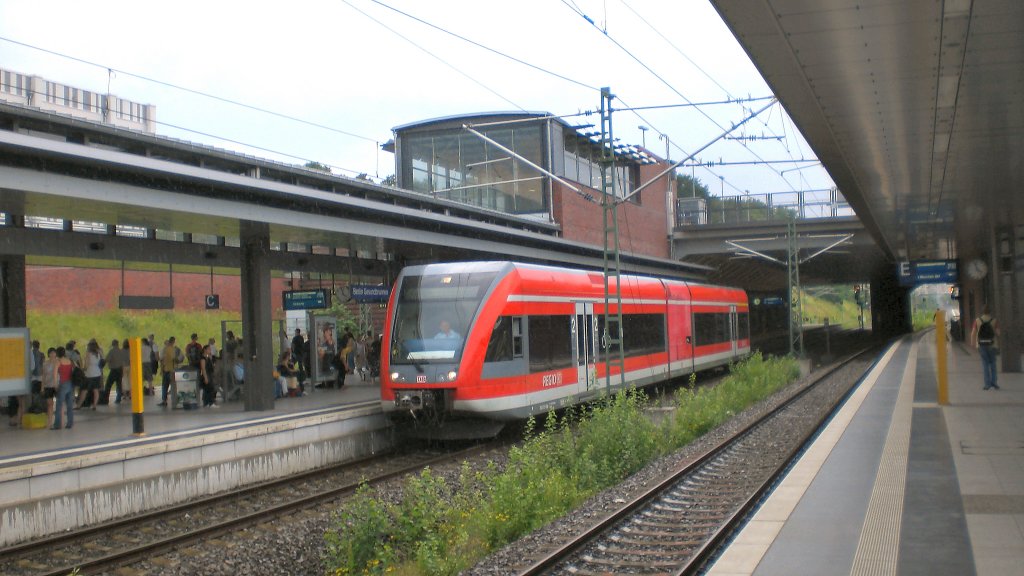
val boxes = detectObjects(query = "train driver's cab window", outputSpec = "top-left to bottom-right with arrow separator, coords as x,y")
390,271 -> 498,364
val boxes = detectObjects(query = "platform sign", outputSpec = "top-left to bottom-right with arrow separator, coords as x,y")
205,294 -> 220,310
0,327 -> 30,396
762,296 -> 786,307
351,284 -> 390,303
283,289 -> 330,311
119,295 -> 174,309
898,260 -> 958,286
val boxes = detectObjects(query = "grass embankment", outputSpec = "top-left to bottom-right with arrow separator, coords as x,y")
27,310 -> 239,349
801,293 -> 868,330
323,352 -> 800,576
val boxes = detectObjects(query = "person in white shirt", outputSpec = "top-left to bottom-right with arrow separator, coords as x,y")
434,320 -> 460,340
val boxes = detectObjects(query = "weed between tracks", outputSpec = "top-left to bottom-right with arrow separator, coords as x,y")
323,352 -> 799,576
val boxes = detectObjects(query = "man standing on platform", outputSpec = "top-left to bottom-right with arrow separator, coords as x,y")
158,337 -> 182,407
971,307 -> 1000,390
292,328 -> 306,373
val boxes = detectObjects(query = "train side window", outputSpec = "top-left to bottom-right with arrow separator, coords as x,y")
622,313 -> 666,357
694,312 -> 732,346
485,316 -> 522,363
528,315 -> 573,372
737,312 -> 749,339
512,317 -> 523,358
597,316 -> 622,357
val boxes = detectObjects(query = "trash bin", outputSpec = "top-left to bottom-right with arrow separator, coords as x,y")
175,367 -> 199,410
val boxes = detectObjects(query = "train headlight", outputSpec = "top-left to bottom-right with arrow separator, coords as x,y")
390,372 -> 401,382
447,370 -> 457,381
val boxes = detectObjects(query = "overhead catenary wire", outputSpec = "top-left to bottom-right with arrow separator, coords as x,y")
0,81 -> 367,177
561,6 -> 802,195
0,35 -> 380,145
601,2 -> 831,196
619,0 -> 837,196
365,0 -> 600,93
339,0 -> 526,112
359,0 -> 753,196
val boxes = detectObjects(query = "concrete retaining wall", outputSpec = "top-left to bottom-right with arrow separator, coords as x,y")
0,405 -> 394,547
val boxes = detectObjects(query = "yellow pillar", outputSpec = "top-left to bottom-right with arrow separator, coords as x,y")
129,337 -> 145,435
935,310 -> 948,405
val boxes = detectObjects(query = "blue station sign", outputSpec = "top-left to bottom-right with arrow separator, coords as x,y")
350,284 -> 391,303
283,288 -> 330,311
897,260 -> 958,286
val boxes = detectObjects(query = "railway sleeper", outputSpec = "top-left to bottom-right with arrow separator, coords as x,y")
610,535 -> 706,547
600,545 -> 696,557
642,509 -> 729,521
652,502 -> 726,513
580,554 -> 685,568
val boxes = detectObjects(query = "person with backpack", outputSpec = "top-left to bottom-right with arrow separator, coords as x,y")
971,307 -> 1000,390
185,333 -> 203,369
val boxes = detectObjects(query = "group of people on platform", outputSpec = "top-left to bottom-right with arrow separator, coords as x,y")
307,327 -> 381,395
8,332 -> 232,430
7,325 -> 383,430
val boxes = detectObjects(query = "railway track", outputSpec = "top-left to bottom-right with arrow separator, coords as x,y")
516,347 -> 878,575
0,441 -> 504,576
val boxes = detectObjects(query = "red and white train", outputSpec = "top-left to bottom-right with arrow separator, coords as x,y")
381,261 -> 750,421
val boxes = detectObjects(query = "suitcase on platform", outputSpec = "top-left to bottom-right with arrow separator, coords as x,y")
22,412 -> 48,429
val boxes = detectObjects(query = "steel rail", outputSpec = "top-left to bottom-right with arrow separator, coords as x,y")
11,441 -> 502,576
517,345 -> 878,575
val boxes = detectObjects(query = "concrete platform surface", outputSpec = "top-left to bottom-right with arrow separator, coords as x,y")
0,381 -> 381,466
708,333 -> 1024,576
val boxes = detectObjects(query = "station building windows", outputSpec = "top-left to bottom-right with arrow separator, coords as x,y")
393,112 -> 654,218
391,111 -> 668,258
399,119 -> 546,216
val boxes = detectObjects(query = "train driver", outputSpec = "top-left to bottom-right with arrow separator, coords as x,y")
434,320 -> 461,340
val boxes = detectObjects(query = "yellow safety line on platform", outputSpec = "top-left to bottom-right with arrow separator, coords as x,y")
705,340 -> 904,575
850,339 -> 917,575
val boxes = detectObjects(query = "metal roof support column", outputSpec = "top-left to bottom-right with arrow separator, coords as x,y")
599,87 -> 626,393
996,226 -> 1021,372
787,219 -> 804,357
240,220 -> 275,411
0,254 -> 27,328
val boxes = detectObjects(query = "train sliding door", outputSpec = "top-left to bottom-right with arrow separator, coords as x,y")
573,302 -> 598,394
730,305 -> 739,357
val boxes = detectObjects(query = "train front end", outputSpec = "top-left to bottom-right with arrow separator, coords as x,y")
380,262 -> 509,424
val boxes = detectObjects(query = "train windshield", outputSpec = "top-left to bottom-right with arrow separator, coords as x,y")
389,270 -> 499,365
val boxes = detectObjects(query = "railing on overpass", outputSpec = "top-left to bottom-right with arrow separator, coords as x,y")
676,188 -> 853,227
2,214 -> 237,245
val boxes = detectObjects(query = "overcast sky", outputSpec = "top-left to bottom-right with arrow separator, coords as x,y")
0,0 -> 835,199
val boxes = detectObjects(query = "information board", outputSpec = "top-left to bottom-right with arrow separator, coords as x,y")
283,289 -> 330,311
897,260 -> 959,286
0,328 -> 30,396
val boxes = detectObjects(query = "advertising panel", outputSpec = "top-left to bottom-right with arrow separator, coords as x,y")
311,315 -> 338,385
0,328 -> 30,396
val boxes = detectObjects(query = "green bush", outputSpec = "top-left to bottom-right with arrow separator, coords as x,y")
323,353 -> 799,576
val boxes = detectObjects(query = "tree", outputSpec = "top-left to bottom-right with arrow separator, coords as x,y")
380,174 -> 397,187
675,173 -> 710,200
304,161 -> 332,174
